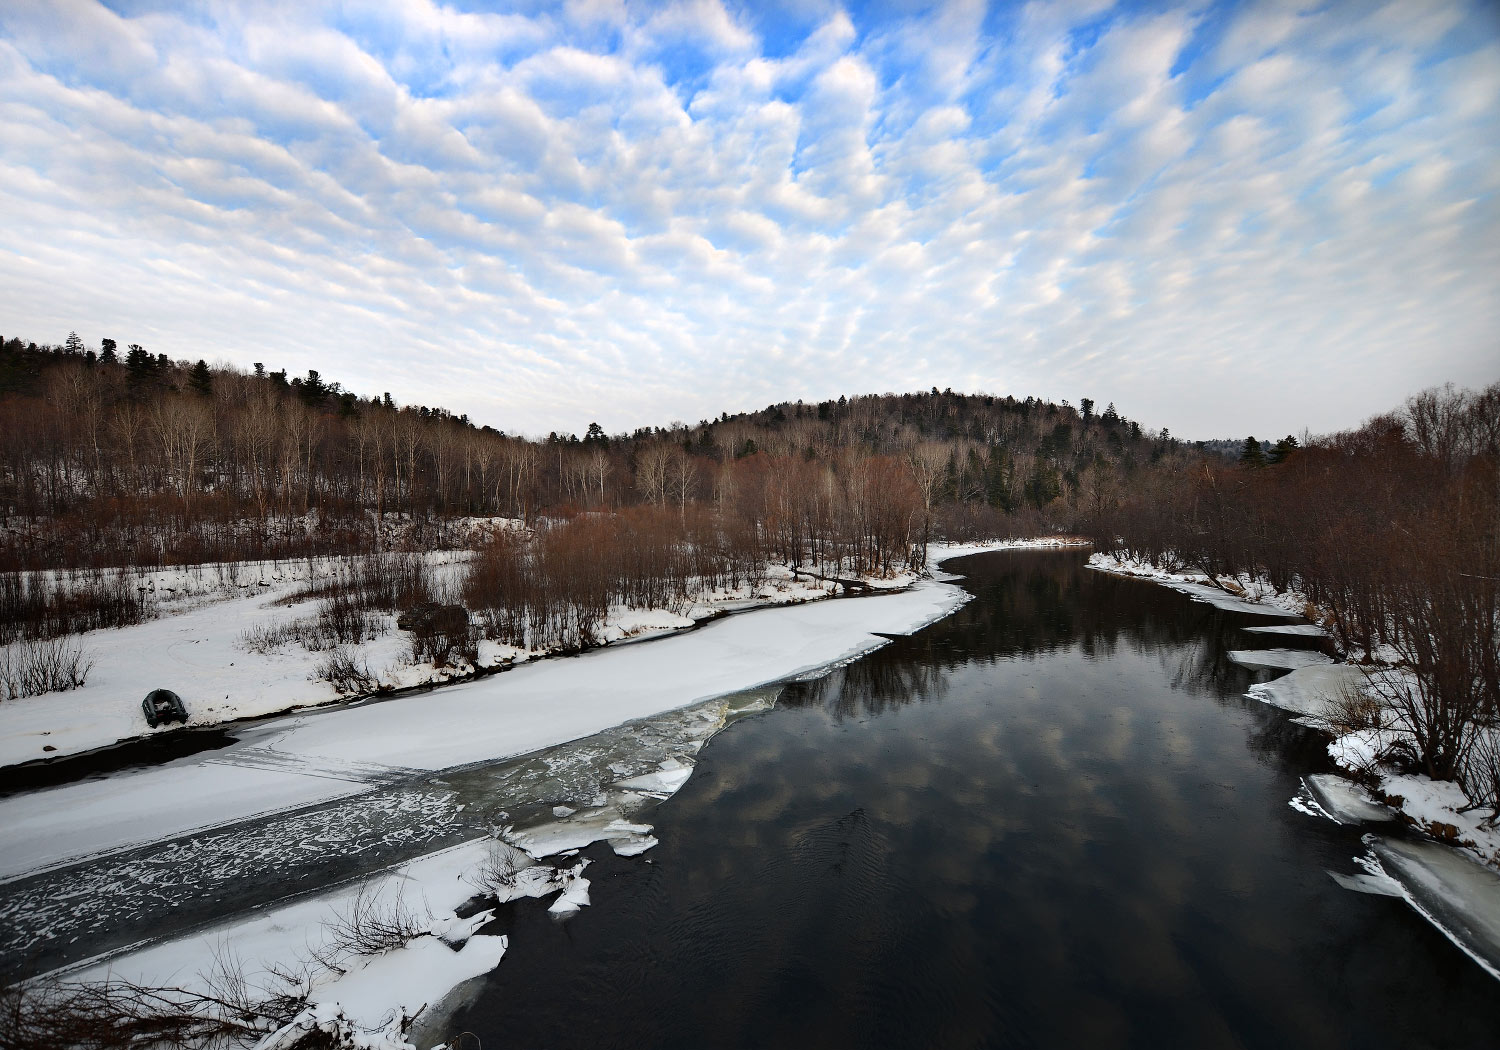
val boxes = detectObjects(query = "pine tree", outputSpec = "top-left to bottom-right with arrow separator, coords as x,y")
1240,436 -> 1266,467
1268,434 -> 1300,465
100,338 -> 118,365
125,344 -> 155,392
188,359 -> 213,396
298,369 -> 329,406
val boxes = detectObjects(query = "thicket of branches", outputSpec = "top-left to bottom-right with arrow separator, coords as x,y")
1090,382 -> 1500,805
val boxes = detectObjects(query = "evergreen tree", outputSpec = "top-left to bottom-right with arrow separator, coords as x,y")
1100,402 -> 1120,427
100,338 -> 118,365
298,369 -> 329,406
188,359 -> 213,396
1268,434 -> 1300,465
125,344 -> 155,392
1240,436 -> 1266,467
64,331 -> 84,356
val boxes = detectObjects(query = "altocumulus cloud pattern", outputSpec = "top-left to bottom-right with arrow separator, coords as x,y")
1,0 -> 1496,437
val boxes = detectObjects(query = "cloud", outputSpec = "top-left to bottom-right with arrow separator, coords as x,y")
0,0 -> 1495,439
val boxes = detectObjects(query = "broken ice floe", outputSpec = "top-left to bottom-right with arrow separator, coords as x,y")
1243,623 -> 1329,638
1304,774 -> 1393,825
1228,648 -> 1333,671
1351,837 -> 1500,980
1246,664 -> 1365,719
1328,851 -> 1405,898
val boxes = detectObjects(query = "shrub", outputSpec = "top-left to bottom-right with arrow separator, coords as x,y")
0,570 -> 149,644
0,637 -> 93,701
314,646 -> 376,695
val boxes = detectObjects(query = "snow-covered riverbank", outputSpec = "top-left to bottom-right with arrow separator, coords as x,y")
0,553 -> 860,771
9,540 -> 1082,1046
1087,550 -> 1500,982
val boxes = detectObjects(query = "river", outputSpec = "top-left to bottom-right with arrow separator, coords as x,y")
437,549 -> 1494,1049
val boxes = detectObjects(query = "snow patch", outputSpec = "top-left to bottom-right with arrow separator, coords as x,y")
1228,648 -> 1333,671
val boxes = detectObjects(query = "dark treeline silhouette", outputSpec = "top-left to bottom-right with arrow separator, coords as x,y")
1088,382 -> 1500,808
0,331 -> 1167,575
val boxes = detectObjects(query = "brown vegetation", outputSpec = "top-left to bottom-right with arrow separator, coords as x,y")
1090,382 -> 1500,805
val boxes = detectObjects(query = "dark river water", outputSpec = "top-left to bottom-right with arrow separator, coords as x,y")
448,549 -> 1492,1049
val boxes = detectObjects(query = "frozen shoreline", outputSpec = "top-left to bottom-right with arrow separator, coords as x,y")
10,539 -> 1077,1046
0,541 -> 1065,884
1089,550 -> 1500,981
0,541 -> 1082,773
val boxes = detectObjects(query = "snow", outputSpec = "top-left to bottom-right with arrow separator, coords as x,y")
1246,664 -> 1365,718
1243,623 -> 1329,637
1228,648 -> 1333,671
0,539 -> 1056,771
0,760 -> 364,883
256,579 -> 959,773
15,536 -> 1086,1043
0,555 -> 977,881
1087,552 -> 1308,617
1302,774 -> 1394,825
58,837 -> 531,1048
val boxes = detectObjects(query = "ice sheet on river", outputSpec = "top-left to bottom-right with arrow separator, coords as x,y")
0,578 -> 962,881
1366,837 -> 1500,980
1246,664 -> 1365,718
1300,774 -> 1394,825
1153,579 -> 1302,617
48,682 -> 780,1039
1,687 -> 778,979
1243,623 -> 1329,637
1228,649 -> 1333,671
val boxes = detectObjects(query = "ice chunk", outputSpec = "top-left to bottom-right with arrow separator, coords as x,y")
608,833 -> 658,857
1329,870 -> 1405,897
1247,664 -> 1365,718
1304,774 -> 1393,825
1369,836 -> 1500,979
1158,580 -> 1300,616
552,805 -> 576,818
1229,649 -> 1332,671
616,759 -> 694,796
1243,624 -> 1328,637
547,875 -> 592,917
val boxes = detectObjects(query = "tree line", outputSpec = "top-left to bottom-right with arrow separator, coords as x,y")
0,331 -> 1167,574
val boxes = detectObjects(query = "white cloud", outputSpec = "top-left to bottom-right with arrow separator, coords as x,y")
0,0 -> 1495,440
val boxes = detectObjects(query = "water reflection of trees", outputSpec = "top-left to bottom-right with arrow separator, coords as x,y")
787,551 -> 1316,723
785,647 -> 948,721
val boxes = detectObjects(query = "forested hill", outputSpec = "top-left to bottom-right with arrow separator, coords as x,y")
0,331 -> 1179,570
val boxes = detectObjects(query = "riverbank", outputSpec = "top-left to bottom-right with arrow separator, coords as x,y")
0,550 -> 918,773
7,540 -> 1081,1046
1086,549 -> 1500,982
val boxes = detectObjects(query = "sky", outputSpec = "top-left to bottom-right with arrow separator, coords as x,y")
1,0 -> 1497,440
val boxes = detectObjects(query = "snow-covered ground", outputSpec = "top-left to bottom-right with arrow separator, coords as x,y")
0,552 -> 916,770
1090,550 -> 1500,980
59,686 -> 773,1048
10,538 -> 1072,1046
1087,552 -> 1311,617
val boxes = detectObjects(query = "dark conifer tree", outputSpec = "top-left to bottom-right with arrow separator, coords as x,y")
1268,434 -> 1300,464
188,359 -> 213,396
